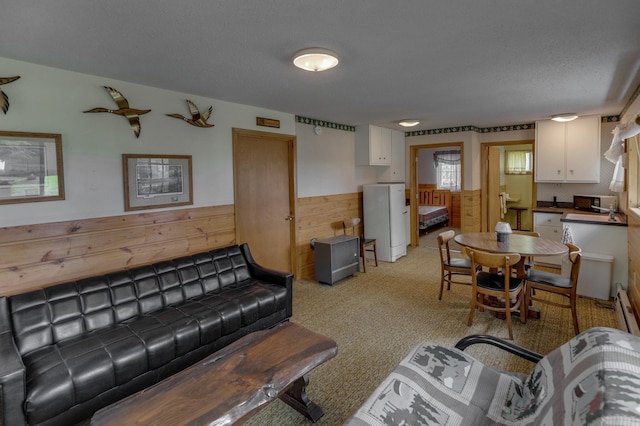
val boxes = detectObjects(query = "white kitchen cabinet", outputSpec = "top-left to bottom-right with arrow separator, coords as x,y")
533,212 -> 563,267
377,129 -> 405,182
356,124 -> 392,166
535,116 -> 601,183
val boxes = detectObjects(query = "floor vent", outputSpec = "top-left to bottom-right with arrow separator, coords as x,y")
614,285 -> 640,336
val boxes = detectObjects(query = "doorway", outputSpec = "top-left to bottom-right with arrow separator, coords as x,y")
481,140 -> 536,232
232,128 -> 297,273
409,142 -> 464,246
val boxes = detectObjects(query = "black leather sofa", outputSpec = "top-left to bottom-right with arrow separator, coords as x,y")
0,243 -> 293,426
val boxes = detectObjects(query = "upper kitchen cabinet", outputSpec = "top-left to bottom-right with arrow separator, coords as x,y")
356,124 -> 392,166
535,115 -> 601,183
377,129 -> 406,182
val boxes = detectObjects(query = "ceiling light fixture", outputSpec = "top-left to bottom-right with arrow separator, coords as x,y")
398,120 -> 420,127
292,48 -> 339,72
551,113 -> 578,122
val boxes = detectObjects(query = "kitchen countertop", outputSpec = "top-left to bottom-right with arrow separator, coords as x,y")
532,206 -> 627,226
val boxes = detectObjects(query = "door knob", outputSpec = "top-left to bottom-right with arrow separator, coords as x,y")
285,216 -> 294,221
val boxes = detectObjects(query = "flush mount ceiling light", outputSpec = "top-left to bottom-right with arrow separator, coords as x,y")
292,48 -> 339,72
551,113 -> 578,122
398,120 -> 420,127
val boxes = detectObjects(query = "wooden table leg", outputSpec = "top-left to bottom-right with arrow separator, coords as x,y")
279,374 -> 324,422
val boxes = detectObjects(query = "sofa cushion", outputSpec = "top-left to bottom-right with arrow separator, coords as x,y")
9,245 -> 260,358
22,280 -> 287,424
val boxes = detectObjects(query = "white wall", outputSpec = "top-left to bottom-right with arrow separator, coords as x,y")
407,122 -> 620,201
295,123 -> 377,197
417,148 -> 437,183
0,57 -> 296,227
406,132 -> 476,189
1,56 -> 632,228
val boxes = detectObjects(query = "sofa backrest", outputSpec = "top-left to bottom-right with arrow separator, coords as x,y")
7,245 -> 252,356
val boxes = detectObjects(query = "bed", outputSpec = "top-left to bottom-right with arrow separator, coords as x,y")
419,205 -> 449,231
417,185 -> 452,232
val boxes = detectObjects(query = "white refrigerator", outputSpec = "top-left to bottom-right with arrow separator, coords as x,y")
363,183 -> 407,262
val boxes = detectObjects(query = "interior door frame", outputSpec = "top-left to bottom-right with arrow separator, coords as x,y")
232,128 -> 298,276
480,139 -> 536,231
409,141 -> 464,247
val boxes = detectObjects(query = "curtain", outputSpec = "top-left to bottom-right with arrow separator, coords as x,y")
506,151 -> 531,174
433,150 -> 460,167
434,150 -> 461,191
606,117 -> 640,192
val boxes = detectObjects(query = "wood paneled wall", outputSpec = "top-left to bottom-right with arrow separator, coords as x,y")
451,192 -> 461,227
461,189 -> 481,233
628,210 -> 640,325
0,205 -> 235,296
296,192 -> 362,279
0,189 -> 482,292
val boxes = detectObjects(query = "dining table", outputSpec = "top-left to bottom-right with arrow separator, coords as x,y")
453,232 -> 569,319
453,232 -> 568,278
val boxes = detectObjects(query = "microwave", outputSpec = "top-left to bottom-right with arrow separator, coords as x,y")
573,195 -> 617,212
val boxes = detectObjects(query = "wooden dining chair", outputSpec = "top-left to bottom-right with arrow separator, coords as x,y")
524,243 -> 582,334
466,248 -> 525,340
343,218 -> 378,272
437,230 -> 479,300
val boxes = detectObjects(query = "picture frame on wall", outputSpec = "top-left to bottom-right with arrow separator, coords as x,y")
123,154 -> 193,211
0,130 -> 65,205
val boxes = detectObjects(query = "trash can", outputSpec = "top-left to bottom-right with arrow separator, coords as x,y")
575,253 -> 614,300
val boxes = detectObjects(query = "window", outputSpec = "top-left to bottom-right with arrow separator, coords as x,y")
434,150 -> 461,191
505,150 -> 532,174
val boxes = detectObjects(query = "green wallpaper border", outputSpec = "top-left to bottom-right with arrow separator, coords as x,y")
405,116 -> 619,137
296,115 -> 620,137
296,116 -> 355,132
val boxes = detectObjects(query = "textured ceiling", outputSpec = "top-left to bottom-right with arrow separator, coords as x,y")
1,1 -> 639,131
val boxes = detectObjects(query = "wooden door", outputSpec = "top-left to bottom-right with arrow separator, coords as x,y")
487,146 -> 502,231
233,129 -> 296,273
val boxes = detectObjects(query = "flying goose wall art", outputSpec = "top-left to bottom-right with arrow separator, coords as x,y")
84,86 -> 151,138
0,76 -> 20,114
166,99 -> 214,128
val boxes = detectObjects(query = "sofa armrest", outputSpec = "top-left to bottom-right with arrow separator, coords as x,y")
0,298 -> 27,426
239,243 -> 294,317
454,334 -> 543,363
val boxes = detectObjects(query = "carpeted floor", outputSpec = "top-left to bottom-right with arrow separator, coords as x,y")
244,236 -> 617,426
419,225 -> 463,251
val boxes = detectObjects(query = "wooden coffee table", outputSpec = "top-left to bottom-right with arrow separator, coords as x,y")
91,322 -> 338,425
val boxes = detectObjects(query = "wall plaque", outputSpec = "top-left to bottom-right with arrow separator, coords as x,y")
256,117 -> 280,128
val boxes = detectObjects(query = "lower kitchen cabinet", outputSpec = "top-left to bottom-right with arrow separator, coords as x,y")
533,212 -> 563,267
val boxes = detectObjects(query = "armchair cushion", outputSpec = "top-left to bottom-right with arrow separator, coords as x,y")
346,327 -> 640,425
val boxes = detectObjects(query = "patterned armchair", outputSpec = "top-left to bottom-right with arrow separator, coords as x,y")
345,327 -> 640,425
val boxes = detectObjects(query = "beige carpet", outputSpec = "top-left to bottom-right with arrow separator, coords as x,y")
245,240 -> 617,426
419,225 -> 463,251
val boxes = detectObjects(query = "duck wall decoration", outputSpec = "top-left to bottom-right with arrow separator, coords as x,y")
84,86 -> 151,138
166,100 -> 214,128
0,76 -> 21,114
